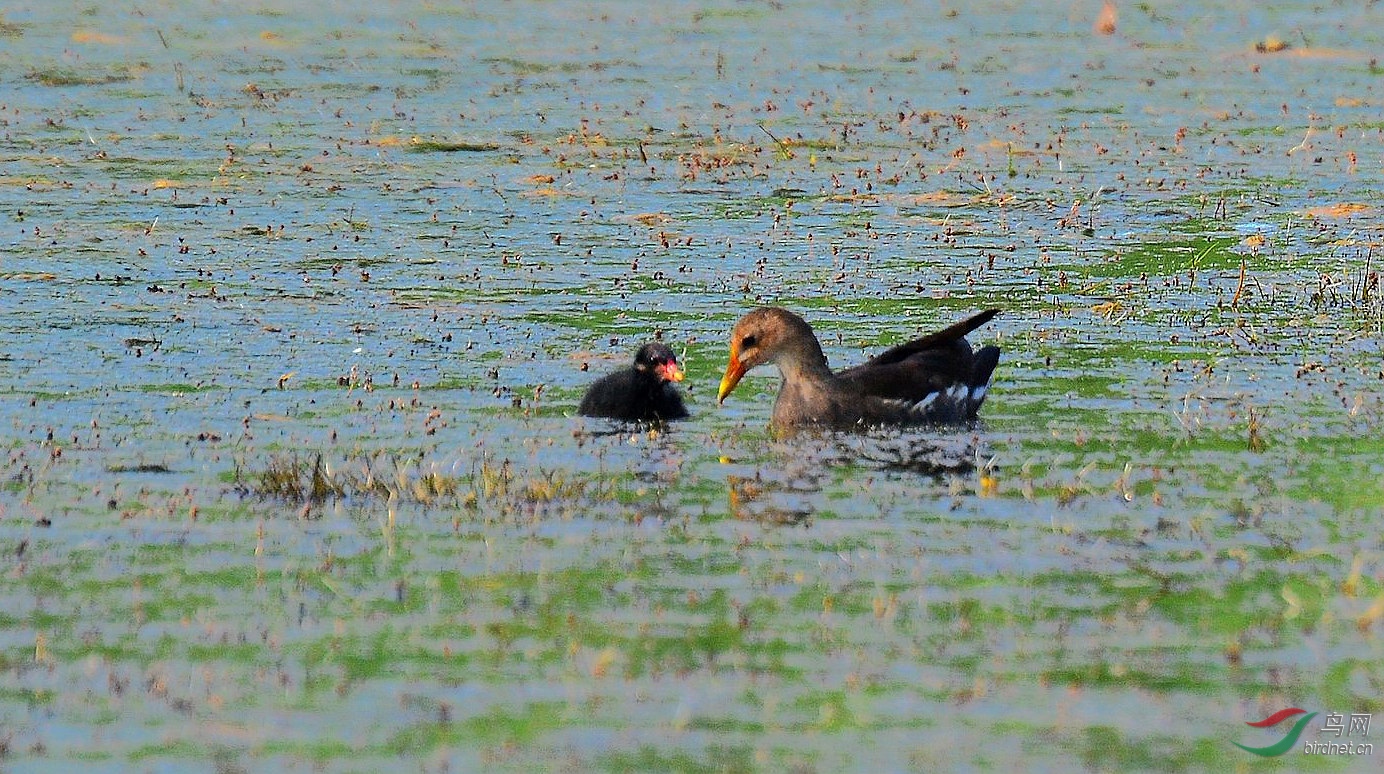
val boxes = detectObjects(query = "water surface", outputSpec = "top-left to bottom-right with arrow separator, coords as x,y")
1,1 -> 1382,771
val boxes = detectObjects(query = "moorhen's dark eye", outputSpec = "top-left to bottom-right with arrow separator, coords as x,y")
741,335 -> 757,349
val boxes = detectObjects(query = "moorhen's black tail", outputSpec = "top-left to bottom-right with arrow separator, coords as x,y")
894,343 -> 1000,423
968,345 -> 1001,413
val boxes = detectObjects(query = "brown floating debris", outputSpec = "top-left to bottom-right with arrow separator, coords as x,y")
1094,1 -> 1117,35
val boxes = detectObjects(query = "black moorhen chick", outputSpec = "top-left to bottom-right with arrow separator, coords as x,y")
579,342 -> 689,421
717,307 -> 999,429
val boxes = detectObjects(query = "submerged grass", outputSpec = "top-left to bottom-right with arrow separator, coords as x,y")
26,67 -> 137,86
407,139 -> 501,153
235,449 -> 623,518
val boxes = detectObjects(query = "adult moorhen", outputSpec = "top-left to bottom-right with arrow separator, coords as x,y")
716,307 -> 1000,429
579,342 -> 689,422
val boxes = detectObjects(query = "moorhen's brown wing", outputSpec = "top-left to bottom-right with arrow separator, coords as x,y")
837,339 -> 977,401
836,310 -> 999,403
854,309 -> 998,369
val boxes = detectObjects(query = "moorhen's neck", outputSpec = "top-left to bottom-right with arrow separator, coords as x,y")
633,369 -> 660,388
772,328 -> 833,383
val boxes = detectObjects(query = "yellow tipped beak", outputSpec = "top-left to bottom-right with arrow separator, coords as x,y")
717,347 -> 745,405
660,361 -> 685,383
